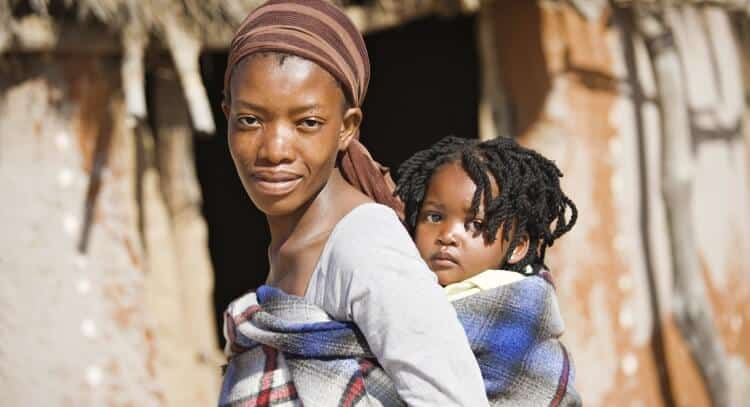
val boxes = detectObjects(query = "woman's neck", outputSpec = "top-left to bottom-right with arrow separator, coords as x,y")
263,168 -> 372,295
266,168 -> 348,255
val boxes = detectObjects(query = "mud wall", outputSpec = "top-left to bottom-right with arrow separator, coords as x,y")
486,2 -> 750,405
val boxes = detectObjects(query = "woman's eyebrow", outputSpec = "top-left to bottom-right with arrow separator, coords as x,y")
289,104 -> 323,115
233,100 -> 270,115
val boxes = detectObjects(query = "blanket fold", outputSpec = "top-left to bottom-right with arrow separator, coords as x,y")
220,274 -> 581,407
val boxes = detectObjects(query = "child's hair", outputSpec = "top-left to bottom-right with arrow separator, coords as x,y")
395,136 -> 578,273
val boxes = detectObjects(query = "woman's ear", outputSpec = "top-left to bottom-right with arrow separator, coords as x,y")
507,234 -> 530,265
339,107 -> 362,152
222,101 -> 230,120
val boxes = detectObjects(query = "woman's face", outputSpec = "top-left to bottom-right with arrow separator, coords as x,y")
224,54 -> 361,217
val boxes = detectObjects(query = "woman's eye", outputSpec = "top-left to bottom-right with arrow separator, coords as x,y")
237,116 -> 260,127
425,213 -> 442,223
299,118 -> 322,130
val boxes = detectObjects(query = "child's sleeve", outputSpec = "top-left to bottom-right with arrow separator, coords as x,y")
326,204 -> 489,407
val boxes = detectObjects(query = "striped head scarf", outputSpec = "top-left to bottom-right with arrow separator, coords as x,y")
224,0 -> 404,217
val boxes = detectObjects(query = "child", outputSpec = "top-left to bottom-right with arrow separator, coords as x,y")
396,135 -> 582,405
396,135 -> 577,290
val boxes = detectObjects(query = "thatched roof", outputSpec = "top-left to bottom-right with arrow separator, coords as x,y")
1,0 -> 481,52
0,0 -> 482,134
0,0 -> 484,130
614,0 -> 750,9
3,0 -> 748,41
2,0 -> 746,134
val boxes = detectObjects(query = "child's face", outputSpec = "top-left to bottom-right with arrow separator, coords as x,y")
415,162 -> 510,286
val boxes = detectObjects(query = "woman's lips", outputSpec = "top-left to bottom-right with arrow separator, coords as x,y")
251,171 -> 303,196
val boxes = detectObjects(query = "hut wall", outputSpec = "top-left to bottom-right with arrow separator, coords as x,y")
485,1 -> 750,405
0,55 -> 164,405
0,55 -> 220,406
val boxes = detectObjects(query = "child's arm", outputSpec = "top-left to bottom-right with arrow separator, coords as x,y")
322,205 -> 489,406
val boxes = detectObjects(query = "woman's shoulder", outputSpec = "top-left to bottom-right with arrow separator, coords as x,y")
323,202 -> 416,266
331,202 -> 405,242
308,202 -> 423,314
308,201 -> 436,316
335,202 -> 400,230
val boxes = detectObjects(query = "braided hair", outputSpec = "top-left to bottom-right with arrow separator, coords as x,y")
395,136 -> 578,273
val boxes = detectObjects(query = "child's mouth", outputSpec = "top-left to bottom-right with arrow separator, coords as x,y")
430,252 -> 459,269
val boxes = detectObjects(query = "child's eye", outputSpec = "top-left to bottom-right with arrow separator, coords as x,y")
467,219 -> 484,232
425,213 -> 442,223
237,116 -> 260,128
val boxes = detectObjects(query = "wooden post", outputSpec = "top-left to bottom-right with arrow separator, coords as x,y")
0,0 -> 10,53
150,63 -> 223,405
635,7 -> 730,407
162,14 -> 216,135
476,0 -> 512,140
122,20 -> 148,123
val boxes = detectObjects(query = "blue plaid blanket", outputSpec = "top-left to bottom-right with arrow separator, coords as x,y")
220,272 -> 580,406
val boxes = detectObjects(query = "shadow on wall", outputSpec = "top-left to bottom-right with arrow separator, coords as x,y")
490,0 -> 549,136
196,14 -> 480,347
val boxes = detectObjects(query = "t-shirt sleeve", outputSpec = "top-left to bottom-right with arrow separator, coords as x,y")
325,205 -> 489,406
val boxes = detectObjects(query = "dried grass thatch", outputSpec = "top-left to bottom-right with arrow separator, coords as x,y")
0,0 -> 482,134
1,0 -> 747,134
2,0 -> 479,44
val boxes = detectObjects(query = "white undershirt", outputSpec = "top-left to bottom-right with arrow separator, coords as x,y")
304,203 -> 489,406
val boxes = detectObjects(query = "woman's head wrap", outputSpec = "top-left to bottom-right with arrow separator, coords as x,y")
224,0 -> 404,218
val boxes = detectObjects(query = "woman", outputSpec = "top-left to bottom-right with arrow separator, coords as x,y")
220,0 -> 488,405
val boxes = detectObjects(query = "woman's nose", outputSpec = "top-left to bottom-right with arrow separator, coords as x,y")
258,123 -> 294,165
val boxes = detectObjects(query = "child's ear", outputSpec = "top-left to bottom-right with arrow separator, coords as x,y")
507,234 -> 530,264
339,107 -> 362,152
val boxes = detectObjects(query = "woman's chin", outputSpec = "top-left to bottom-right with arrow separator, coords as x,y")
248,195 -> 300,217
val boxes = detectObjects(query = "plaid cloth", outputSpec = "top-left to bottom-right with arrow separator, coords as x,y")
219,285 -> 401,407
451,271 -> 581,406
220,272 -> 580,407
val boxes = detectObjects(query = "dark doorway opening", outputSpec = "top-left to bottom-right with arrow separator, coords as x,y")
196,14 -> 479,346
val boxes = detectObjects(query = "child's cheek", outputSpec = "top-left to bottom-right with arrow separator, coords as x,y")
413,224 -> 431,259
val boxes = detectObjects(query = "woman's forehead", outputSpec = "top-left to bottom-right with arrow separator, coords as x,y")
229,54 -> 342,107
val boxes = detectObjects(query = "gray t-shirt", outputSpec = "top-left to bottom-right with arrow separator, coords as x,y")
305,203 -> 489,406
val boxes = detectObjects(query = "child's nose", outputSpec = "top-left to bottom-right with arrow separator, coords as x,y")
436,224 -> 460,246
